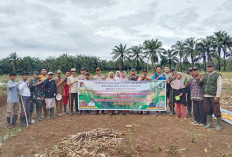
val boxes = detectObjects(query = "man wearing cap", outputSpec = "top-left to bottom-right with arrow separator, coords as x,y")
18,72 -> 32,126
85,72 -> 90,80
42,72 -> 57,118
55,70 -> 65,116
93,68 -> 105,80
128,68 -> 139,81
67,68 -> 79,114
29,71 -> 45,121
186,67 -> 206,126
184,68 -> 193,117
6,72 -> 20,129
198,62 -> 223,131
63,71 -> 70,114
139,69 -> 151,81
39,68 -> 48,117
78,68 -> 86,80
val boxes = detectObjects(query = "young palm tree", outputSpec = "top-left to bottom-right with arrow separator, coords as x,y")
172,41 -> 185,72
143,39 -> 163,73
9,52 -> 18,72
111,43 -> 129,70
160,49 -> 178,67
184,37 -> 201,68
128,45 -> 144,72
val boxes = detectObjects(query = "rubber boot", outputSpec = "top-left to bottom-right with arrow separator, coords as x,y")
20,116 -> 26,127
7,117 -> 12,129
46,109 -> 50,118
37,111 -> 43,121
28,112 -> 35,124
204,115 -> 213,128
50,108 -> 56,117
216,117 -> 222,131
64,105 -> 67,114
11,115 -> 18,126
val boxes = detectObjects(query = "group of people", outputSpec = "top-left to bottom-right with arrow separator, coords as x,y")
6,61 -> 223,131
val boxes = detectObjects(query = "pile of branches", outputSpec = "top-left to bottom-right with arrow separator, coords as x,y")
37,128 -> 124,157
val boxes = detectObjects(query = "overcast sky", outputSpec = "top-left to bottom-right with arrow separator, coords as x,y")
0,0 -> 232,60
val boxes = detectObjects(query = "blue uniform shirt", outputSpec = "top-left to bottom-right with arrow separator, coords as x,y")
152,73 -> 166,80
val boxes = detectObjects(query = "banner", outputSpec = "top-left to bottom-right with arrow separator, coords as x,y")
78,80 -> 166,111
221,108 -> 232,125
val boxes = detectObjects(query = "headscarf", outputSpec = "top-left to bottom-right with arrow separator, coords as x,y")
106,71 -> 115,81
170,72 -> 185,90
114,71 -> 121,81
120,71 -> 128,81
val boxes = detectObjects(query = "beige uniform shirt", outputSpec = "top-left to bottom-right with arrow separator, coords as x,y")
67,75 -> 78,93
93,74 -> 105,80
78,74 -> 86,80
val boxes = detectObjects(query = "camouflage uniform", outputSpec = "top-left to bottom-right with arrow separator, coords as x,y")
29,79 -> 45,112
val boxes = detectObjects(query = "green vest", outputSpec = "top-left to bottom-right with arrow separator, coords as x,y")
202,72 -> 220,96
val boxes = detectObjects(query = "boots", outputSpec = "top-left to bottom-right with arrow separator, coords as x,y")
37,111 -> 43,121
20,116 -> 26,127
64,105 -> 67,114
50,108 -> 56,117
11,115 -> 18,126
46,109 -> 50,118
204,115 -> 213,128
216,117 -> 222,131
28,112 -> 35,124
7,117 -> 12,129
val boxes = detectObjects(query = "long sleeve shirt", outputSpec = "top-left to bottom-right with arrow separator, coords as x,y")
7,80 -> 20,103
42,79 -> 57,98
18,80 -> 31,97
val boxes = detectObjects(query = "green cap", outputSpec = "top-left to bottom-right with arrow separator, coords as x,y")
34,71 -> 39,75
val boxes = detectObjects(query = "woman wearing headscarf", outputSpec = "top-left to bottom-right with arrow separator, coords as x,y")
120,71 -> 128,81
170,72 -> 187,120
114,71 -> 121,81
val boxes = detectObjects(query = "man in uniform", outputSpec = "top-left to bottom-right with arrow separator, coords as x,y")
78,68 -> 86,80
128,68 -> 139,81
29,71 -> 45,121
39,68 -> 48,117
55,70 -> 65,116
198,62 -> 223,131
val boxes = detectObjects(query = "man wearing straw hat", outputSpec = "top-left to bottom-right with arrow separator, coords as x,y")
42,72 -> 57,118
6,72 -> 20,129
67,68 -> 79,115
55,70 -> 65,116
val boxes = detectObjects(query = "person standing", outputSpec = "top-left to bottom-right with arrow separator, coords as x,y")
39,68 -> 48,117
152,66 -> 166,116
93,68 -> 105,115
6,72 -> 20,129
55,70 -> 65,116
185,67 -> 206,126
167,68 -> 176,115
63,71 -> 70,114
121,71 -> 128,81
170,72 -> 187,120
106,72 -> 116,116
85,72 -> 90,80
67,68 -> 79,115
198,62 -> 223,131
184,68 -> 193,117
128,68 -> 139,81
18,72 -> 32,126
42,72 -> 57,118
29,71 -> 45,121
78,68 -> 86,114
139,69 -> 151,81
114,71 -> 121,81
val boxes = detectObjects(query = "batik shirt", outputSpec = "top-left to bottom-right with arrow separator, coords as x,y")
189,77 -> 204,101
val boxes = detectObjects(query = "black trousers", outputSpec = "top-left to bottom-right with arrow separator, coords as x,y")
193,100 -> 207,125
186,92 -> 192,115
70,93 -> 80,113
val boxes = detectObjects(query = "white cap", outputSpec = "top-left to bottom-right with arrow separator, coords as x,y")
71,68 -> 76,72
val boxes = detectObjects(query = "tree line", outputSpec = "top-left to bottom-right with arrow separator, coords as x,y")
0,30 -> 231,75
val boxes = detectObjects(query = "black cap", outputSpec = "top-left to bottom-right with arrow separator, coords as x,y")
9,72 -> 16,76
171,68 -> 176,72
142,69 -> 147,72
22,72 -> 29,76
207,61 -> 215,67
80,68 -> 86,71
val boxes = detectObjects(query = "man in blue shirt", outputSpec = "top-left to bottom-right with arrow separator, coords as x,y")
152,66 -> 166,81
6,72 -> 20,129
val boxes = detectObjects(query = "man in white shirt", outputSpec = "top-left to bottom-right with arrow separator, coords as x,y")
18,72 -> 32,127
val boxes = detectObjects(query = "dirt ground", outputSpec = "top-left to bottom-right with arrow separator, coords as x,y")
0,111 -> 232,157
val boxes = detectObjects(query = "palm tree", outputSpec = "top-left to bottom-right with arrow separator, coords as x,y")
160,49 -> 178,67
184,37 -> 201,68
172,41 -> 185,71
143,39 -> 163,73
214,31 -> 232,71
9,52 -> 18,72
128,45 -> 144,72
200,36 -> 215,62
111,43 -> 129,70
